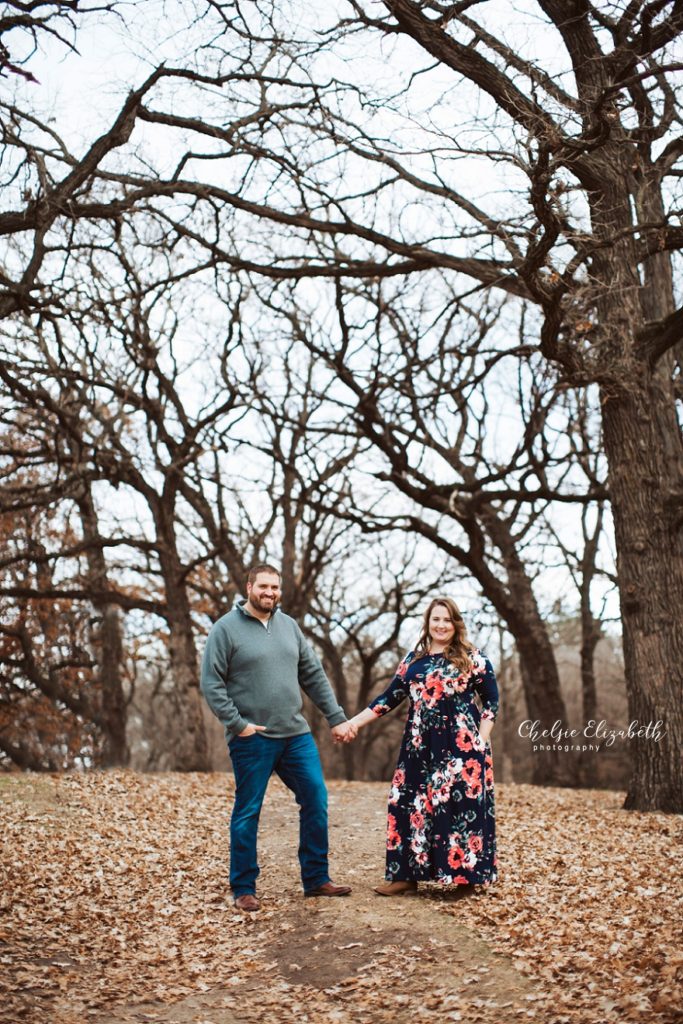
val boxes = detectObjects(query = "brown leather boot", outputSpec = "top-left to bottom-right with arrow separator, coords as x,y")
234,894 -> 260,911
304,881 -> 352,897
373,880 -> 418,896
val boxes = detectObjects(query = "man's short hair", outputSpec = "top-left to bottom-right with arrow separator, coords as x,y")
247,563 -> 282,585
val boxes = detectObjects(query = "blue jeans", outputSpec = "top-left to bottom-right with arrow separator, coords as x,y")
227,731 -> 330,896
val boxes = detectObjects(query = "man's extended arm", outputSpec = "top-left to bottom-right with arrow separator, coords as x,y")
296,627 -> 347,729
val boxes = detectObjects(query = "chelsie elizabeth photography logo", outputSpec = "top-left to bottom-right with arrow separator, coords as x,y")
518,719 -> 666,753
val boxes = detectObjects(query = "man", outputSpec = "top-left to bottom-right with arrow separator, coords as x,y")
200,564 -> 356,911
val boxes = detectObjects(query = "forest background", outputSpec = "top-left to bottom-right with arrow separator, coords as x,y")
1,0 -> 682,813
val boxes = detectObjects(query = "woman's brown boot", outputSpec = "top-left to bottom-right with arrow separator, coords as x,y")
373,880 -> 418,896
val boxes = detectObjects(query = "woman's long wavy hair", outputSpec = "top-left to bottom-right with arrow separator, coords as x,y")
414,597 -> 474,674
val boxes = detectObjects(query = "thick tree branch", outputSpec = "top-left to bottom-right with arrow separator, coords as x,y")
635,303 -> 683,365
0,585 -> 165,616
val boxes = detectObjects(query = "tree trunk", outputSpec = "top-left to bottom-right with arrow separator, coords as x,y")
513,627 -> 576,786
476,509 -> 576,785
374,0 -> 683,810
339,741 -> 356,781
599,385 -> 683,812
577,506 -> 602,787
76,490 -> 129,767
577,610 -> 600,788
589,173 -> 683,812
157,525 -> 209,771
96,605 -> 128,767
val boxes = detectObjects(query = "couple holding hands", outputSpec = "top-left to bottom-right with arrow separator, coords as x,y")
201,564 -> 499,912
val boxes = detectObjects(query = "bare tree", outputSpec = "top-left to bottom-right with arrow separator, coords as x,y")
0,490 -> 103,770
189,0 -> 680,810
316,0 -> 683,812
250,277 -> 614,784
0,253 -> 258,769
1,1 -> 680,807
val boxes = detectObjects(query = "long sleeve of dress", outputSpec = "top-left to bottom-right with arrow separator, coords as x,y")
473,654 -> 500,722
368,652 -> 413,716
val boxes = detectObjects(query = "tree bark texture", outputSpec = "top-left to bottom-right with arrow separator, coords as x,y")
76,489 -> 129,768
157,519 -> 209,772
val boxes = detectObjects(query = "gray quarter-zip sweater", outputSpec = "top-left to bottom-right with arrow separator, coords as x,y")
200,601 -> 347,742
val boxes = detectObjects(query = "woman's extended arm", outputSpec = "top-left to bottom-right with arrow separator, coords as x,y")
343,652 -> 413,738
346,706 -> 380,733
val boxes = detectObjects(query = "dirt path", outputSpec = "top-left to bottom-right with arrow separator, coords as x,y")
95,779 -> 535,1024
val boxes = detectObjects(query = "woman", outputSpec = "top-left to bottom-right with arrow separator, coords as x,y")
347,597 -> 499,895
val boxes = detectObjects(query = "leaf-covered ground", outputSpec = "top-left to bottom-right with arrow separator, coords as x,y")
1,771 -> 681,1024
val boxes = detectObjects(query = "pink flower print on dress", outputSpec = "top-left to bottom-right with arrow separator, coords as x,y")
410,810 -> 425,830
468,834 -> 483,853
387,812 -> 402,850
447,844 -> 466,871
455,726 -> 476,752
422,670 -> 445,708
461,757 -> 481,787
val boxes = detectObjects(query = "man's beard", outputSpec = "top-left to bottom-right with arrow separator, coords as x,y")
251,593 -> 278,613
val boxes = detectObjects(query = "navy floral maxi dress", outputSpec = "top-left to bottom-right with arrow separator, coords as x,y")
369,648 -> 500,886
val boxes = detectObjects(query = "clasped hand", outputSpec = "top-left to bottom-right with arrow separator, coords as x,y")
331,721 -> 358,744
